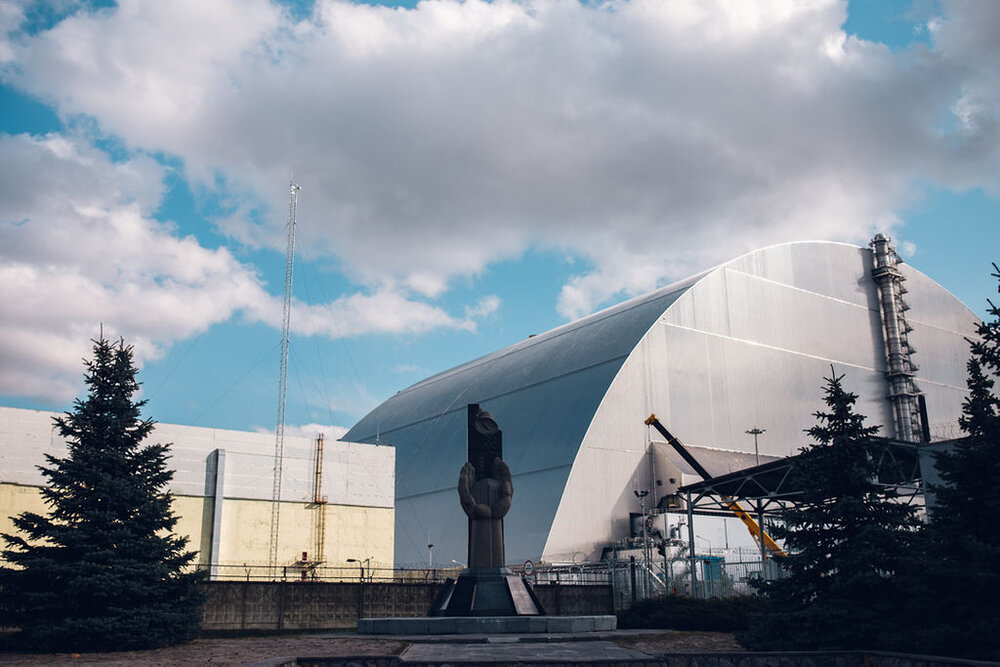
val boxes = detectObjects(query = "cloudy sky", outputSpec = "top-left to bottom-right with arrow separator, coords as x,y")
1,0 -> 997,437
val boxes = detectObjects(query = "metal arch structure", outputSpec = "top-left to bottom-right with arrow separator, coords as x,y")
343,241 -> 978,567
677,436 -> 937,517
671,436 -> 946,593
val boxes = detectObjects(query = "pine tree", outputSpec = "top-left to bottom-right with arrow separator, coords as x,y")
741,369 -> 919,650
0,337 -> 204,651
902,263 -> 1000,659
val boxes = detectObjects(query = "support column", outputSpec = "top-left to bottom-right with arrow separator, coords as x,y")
757,501 -> 767,582
686,491 -> 698,597
209,448 -> 226,579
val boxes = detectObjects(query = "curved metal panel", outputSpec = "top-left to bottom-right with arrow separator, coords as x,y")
344,276 -> 702,565
545,242 -> 977,562
345,241 -> 978,567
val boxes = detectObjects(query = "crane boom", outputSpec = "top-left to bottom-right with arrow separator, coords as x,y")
644,414 -> 785,557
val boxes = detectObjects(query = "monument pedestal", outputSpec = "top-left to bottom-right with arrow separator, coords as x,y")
357,614 -> 617,635
429,567 -> 545,617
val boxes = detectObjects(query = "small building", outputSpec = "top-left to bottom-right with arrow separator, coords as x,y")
0,407 -> 395,577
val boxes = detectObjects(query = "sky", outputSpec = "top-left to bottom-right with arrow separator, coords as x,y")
0,0 -> 997,440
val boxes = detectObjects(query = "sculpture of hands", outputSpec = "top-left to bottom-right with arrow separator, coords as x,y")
458,457 -> 513,520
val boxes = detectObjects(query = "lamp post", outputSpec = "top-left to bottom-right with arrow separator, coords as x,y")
346,556 -> 373,582
634,489 -> 650,597
347,556 -> 373,619
745,427 -> 765,466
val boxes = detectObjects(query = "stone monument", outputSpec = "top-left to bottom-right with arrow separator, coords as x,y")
428,404 -> 545,617
357,402 -> 616,633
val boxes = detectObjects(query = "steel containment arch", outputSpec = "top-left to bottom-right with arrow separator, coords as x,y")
343,241 -> 978,567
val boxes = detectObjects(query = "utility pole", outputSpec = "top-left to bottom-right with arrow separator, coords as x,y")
634,489 -> 650,597
269,181 -> 300,573
745,427 -> 765,466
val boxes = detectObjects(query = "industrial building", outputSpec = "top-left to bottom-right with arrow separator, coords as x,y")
0,407 -> 394,577
343,239 -> 978,568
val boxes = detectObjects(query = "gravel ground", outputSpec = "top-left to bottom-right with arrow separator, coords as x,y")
0,630 -> 743,665
0,635 -> 409,666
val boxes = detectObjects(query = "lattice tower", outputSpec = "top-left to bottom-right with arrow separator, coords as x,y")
269,181 -> 300,571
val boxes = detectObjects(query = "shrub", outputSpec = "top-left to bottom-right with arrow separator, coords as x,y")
617,594 -> 768,632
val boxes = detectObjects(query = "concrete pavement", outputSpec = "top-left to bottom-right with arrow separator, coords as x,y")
399,635 -> 654,663
250,630 -> 737,666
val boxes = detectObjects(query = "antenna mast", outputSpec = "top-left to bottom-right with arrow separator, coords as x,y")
269,180 -> 300,572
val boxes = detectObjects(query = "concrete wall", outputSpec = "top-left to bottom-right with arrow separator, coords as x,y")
201,581 -> 614,631
0,407 -> 395,572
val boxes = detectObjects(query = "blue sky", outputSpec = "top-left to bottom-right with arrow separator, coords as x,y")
1,0 -> 997,438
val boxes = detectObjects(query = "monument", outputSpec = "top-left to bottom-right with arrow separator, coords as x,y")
428,404 -> 545,616
357,403 -> 616,633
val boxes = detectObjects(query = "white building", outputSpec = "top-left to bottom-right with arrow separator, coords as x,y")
343,240 -> 978,567
0,408 -> 395,576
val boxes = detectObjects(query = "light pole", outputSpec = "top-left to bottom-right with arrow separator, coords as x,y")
634,489 -> 650,597
745,427 -> 765,466
346,556 -> 373,581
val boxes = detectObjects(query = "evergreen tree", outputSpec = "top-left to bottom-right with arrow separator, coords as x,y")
0,337 -> 204,651
900,263 -> 1000,659
741,369 -> 920,650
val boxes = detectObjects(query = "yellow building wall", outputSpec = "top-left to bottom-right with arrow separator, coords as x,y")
2,484 -> 394,578
0,483 -> 46,539
171,494 -> 214,567
213,498 -> 394,574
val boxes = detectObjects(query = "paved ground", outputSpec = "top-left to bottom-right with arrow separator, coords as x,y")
0,629 -> 744,665
399,637 -> 652,663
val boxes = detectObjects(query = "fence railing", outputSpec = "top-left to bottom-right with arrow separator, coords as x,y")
193,561 -> 616,585
602,547 -> 786,607
195,552 -> 779,607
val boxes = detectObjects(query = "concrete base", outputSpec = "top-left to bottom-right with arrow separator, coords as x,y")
429,567 -> 545,617
357,614 -> 617,635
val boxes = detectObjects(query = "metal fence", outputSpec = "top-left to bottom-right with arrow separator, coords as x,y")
193,561 -> 616,586
194,563 -> 459,583
603,547 -> 785,608
195,551 -> 778,609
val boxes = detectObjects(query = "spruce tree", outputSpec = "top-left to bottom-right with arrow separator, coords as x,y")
902,263 -> 1000,659
0,337 -> 204,651
741,369 -> 919,650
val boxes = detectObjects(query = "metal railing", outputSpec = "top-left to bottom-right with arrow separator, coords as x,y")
193,561 -> 615,585
194,553 -> 776,607
194,563 -> 458,583
602,547 -> 785,606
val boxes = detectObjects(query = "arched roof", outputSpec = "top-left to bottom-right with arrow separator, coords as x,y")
344,271 -> 706,564
344,241 -> 977,566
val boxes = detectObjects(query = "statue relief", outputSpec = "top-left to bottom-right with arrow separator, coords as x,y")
458,408 -> 512,568
427,403 -> 544,617
459,457 -> 512,568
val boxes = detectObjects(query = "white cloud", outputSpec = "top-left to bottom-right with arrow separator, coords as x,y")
3,0 -> 999,319
255,422 -> 349,441
0,133 -> 497,401
391,363 -> 427,374
279,290 -> 484,338
465,295 -> 501,320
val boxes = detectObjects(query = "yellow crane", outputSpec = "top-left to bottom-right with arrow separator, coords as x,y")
645,414 -> 786,558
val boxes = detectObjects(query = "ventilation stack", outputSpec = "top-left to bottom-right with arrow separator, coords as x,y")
870,234 -> 923,442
